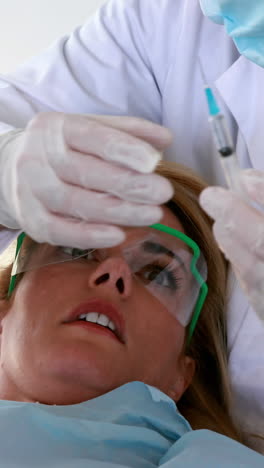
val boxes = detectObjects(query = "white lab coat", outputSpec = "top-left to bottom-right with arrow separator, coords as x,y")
0,0 -> 263,451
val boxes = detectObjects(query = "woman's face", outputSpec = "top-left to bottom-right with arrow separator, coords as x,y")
0,207 -> 195,405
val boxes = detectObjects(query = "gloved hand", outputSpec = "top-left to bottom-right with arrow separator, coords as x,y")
199,0 -> 264,68
199,169 -> 264,323
0,113 -> 173,248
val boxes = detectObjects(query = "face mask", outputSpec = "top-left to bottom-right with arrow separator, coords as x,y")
199,0 -> 264,68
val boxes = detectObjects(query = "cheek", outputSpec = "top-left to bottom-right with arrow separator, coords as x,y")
128,301 -> 185,386
11,269 -> 75,332
131,287 -> 185,356
16,268 -> 74,303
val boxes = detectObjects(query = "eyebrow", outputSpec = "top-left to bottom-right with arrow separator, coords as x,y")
141,241 -> 188,273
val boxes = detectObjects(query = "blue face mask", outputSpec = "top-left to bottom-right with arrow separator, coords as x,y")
199,0 -> 264,68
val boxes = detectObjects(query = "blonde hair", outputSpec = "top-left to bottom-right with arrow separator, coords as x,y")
155,161 -> 243,443
0,160 -> 245,444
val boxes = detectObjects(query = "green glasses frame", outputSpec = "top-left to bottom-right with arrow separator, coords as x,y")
151,224 -> 208,344
7,224 -> 208,344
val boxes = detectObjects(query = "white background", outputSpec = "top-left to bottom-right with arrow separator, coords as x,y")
0,0 -> 107,73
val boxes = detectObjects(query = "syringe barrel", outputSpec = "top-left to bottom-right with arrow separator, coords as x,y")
209,114 -> 244,193
209,113 -> 234,156
220,153 -> 243,192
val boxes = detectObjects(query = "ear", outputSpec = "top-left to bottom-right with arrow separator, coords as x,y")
167,356 -> 195,402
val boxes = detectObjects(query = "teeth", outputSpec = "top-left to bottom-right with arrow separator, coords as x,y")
97,314 -> 109,327
77,312 -> 116,332
108,320 -> 116,331
85,312 -> 99,323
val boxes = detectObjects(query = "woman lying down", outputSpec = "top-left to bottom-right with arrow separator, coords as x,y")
0,161 -> 262,467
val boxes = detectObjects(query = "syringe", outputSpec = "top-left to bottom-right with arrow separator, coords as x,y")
199,60 -> 244,193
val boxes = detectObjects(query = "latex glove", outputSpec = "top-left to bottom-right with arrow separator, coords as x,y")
0,113 -> 173,248
199,0 -> 264,68
199,169 -> 264,323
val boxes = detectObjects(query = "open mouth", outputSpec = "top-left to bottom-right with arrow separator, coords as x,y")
64,299 -> 126,344
66,319 -> 121,342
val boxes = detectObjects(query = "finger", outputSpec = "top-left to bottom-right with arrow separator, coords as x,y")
213,220 -> 264,317
37,216 -> 126,249
41,182 -> 163,227
53,151 -> 174,205
200,187 -> 264,260
240,169 -> 264,208
213,219 -> 261,273
19,197 -> 126,249
70,114 -> 173,151
62,115 -> 163,173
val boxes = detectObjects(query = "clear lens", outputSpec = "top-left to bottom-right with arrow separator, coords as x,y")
123,232 -> 207,326
11,229 -> 207,327
11,239 -> 95,276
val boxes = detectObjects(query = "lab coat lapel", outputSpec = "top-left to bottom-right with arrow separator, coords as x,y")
215,56 -> 264,170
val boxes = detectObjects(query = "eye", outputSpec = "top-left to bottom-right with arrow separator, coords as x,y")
61,247 -> 95,260
139,264 -> 181,290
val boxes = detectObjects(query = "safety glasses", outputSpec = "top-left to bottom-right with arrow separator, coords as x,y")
8,224 -> 208,344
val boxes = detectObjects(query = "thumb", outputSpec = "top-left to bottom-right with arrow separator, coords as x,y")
240,169 -> 264,209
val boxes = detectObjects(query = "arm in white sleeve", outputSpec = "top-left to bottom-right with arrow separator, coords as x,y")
0,0 -> 173,135
0,227 -> 20,254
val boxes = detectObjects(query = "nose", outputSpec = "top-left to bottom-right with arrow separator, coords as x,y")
88,257 -> 132,298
